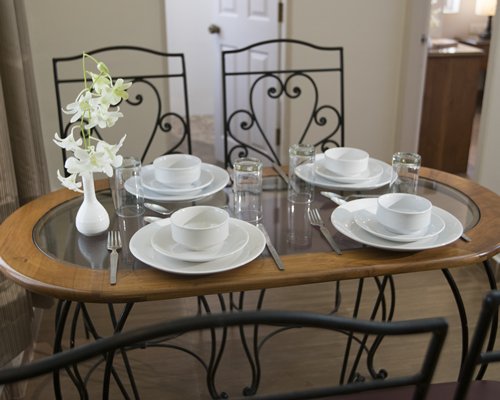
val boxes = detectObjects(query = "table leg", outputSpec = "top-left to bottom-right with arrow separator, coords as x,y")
442,268 -> 469,375
53,300 -> 90,399
53,300 -> 71,400
475,260 -> 498,380
102,303 -> 136,400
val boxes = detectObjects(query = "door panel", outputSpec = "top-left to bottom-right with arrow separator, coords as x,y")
211,0 -> 280,163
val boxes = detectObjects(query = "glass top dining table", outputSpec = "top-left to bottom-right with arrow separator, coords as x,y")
0,167 -> 498,304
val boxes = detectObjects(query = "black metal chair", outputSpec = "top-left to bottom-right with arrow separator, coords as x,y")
221,38 -> 344,168
424,290 -> 500,400
0,310 -> 447,399
53,45 -> 192,173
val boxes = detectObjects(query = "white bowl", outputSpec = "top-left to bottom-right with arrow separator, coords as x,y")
153,154 -> 201,187
170,206 -> 229,250
324,147 -> 369,176
376,193 -> 432,235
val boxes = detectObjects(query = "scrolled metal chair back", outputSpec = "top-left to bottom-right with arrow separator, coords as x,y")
53,45 -> 191,174
222,39 -> 344,167
0,310 -> 447,399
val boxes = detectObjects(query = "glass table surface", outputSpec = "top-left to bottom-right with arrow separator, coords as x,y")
33,176 -> 479,272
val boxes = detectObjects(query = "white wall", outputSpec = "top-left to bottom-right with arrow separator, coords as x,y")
24,0 -> 167,190
475,3 -> 500,194
286,0 -> 407,163
23,0 -> 500,193
441,0 -> 492,38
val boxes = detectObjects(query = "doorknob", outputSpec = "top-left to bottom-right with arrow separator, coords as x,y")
208,24 -> 221,34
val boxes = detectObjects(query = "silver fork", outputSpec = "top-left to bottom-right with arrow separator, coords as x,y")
308,208 -> 342,255
107,230 -> 122,285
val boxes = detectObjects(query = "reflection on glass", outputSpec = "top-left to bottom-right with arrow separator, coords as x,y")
287,202 -> 312,248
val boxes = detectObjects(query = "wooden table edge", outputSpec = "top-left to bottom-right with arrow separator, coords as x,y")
0,169 -> 498,303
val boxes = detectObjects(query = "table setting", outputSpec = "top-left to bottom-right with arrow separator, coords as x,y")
114,153 -> 266,276
294,147 -> 393,191
47,53 -> 470,285
126,154 -> 230,203
330,194 -> 463,251
129,209 -> 266,275
103,144 -> 467,282
294,147 -> 464,252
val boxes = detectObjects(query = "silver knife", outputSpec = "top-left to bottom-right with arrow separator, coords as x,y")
272,163 -> 290,185
257,224 -> 285,271
320,191 -> 379,205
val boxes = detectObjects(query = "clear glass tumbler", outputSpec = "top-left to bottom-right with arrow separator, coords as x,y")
288,143 -> 315,203
111,156 -> 145,217
389,152 -> 421,194
232,157 -> 263,223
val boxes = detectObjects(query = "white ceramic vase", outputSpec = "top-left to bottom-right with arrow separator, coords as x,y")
75,173 -> 110,236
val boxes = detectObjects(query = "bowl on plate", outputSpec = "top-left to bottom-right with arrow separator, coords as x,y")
170,206 -> 229,250
376,193 -> 432,235
153,154 -> 201,187
323,147 -> 369,176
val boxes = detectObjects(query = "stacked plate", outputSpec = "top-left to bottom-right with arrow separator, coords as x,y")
126,163 -> 230,202
295,148 -> 392,191
129,218 -> 266,275
331,197 -> 464,251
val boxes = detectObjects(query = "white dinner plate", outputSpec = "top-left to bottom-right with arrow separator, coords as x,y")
150,218 -> 250,262
331,198 -> 463,251
314,158 -> 384,183
353,202 -> 446,243
296,154 -> 392,191
126,163 -> 229,202
141,165 -> 214,194
130,218 -> 265,275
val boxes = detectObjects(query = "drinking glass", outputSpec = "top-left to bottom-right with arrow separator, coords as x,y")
288,143 -> 315,203
287,202 -> 312,248
110,157 -> 145,217
232,157 -> 263,223
389,152 -> 421,194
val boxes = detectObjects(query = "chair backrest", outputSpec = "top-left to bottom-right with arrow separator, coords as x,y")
453,290 -> 500,400
0,310 -> 447,399
53,45 -> 191,172
221,38 -> 344,168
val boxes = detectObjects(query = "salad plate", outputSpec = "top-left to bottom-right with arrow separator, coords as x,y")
130,218 -> 265,275
150,218 -> 249,262
126,163 -> 229,202
141,165 -> 214,194
314,158 -> 384,183
331,198 -> 463,251
353,200 -> 446,243
296,154 -> 392,191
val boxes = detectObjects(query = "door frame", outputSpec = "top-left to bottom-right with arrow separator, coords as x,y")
395,0 -> 432,153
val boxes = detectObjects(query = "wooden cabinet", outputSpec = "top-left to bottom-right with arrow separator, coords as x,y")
457,36 -> 490,102
419,44 -> 485,174
457,36 -> 490,71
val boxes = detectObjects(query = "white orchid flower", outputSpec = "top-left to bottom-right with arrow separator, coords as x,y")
65,153 -> 90,175
99,79 -> 132,106
56,170 -> 83,193
96,61 -> 110,75
63,90 -> 99,124
89,72 -> 112,94
95,134 -> 126,172
53,129 -> 83,151
90,107 -> 123,129
54,55 -> 130,193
